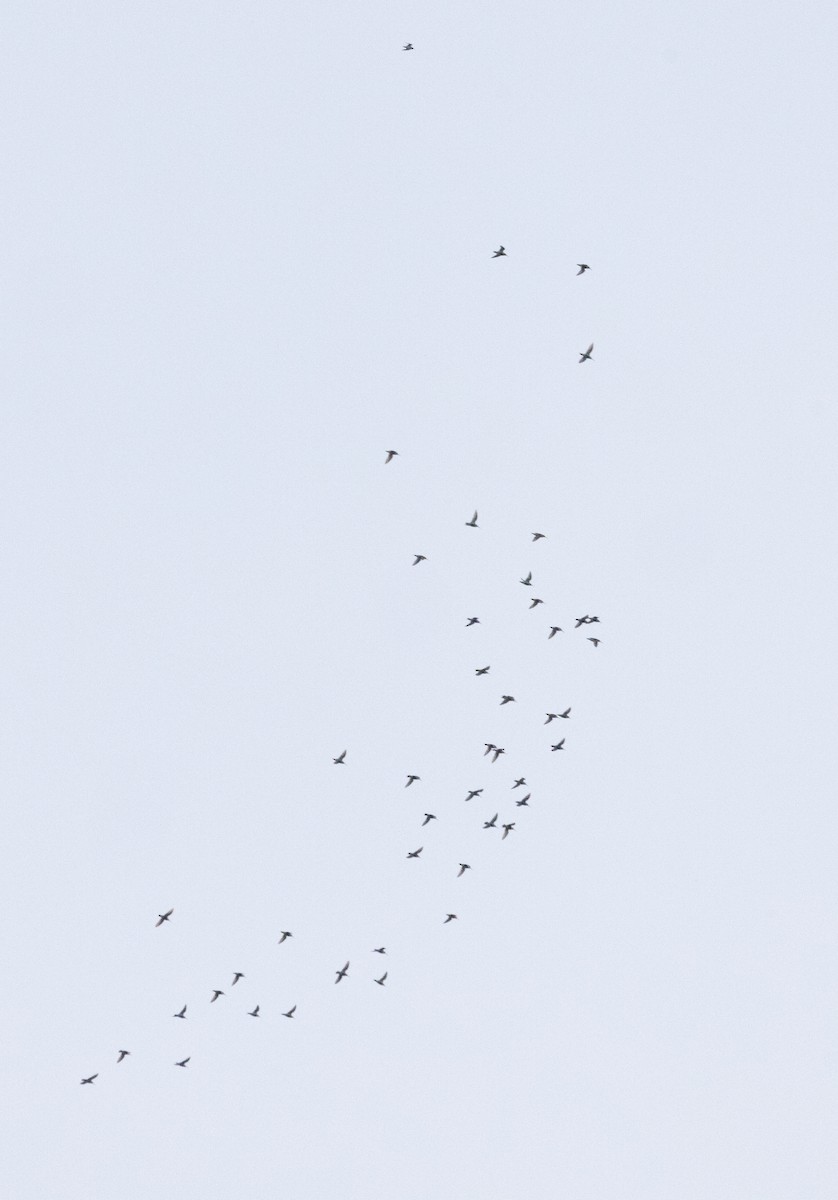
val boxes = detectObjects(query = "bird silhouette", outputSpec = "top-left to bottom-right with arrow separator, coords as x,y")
373,947 -> 387,955
515,794 -> 531,807
278,931 -> 293,943
491,747 -> 506,762
465,511 -> 478,527
335,962 -> 350,984
520,571 -> 533,586
529,598 -> 543,609
444,913 -> 458,923
457,863 -> 471,877
333,750 -> 347,764
465,788 -> 483,801
466,617 -> 480,626
512,777 -> 526,788
402,43 -> 413,50
501,823 -> 515,840
117,1050 -> 130,1063
551,739 -> 566,751
412,554 -> 427,566
422,813 -> 437,826
483,813 -> 499,828
407,847 -> 423,859
548,626 -> 562,638
175,1058 -> 190,1068
483,743 -> 496,756
155,908 -> 173,927
232,972 -> 245,986
283,1005 -> 296,1018
475,665 -> 491,676
248,1006 -> 260,1017
405,774 -> 420,787
500,695 -> 516,705
579,343 -> 594,363
545,713 -> 558,724
173,1005 -> 187,1019
210,990 -> 224,1003
385,449 -> 399,463
80,1074 -> 98,1085
492,246 -> 506,257
588,637 -> 601,647
576,263 -> 590,274
532,532 -> 546,541
374,972 -> 388,986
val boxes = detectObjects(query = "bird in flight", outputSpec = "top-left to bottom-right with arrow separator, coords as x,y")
283,1005 -> 296,1018
278,931 -> 293,943
385,449 -> 399,463
443,913 -> 458,923
248,1006 -> 260,1018
574,616 -> 591,628
232,972 -> 245,986
548,626 -> 562,638
576,263 -> 590,275
155,908 -> 173,927
405,774 -> 420,787
529,597 -> 543,609
559,708 -> 571,718
80,1074 -> 98,1085
500,695 -> 516,705
466,617 -> 480,626
492,246 -> 507,257
175,1058 -> 190,1068
515,793 -> 531,807
335,962 -> 350,984
520,572 -> 532,586
407,847 -> 423,858
475,665 -> 491,676
545,713 -> 558,724
465,788 -> 483,801
402,43 -> 413,51
491,747 -> 506,762
457,863 -> 471,877
532,532 -> 546,541
412,554 -> 427,566
333,750 -> 347,764
373,947 -> 387,955
210,990 -> 224,1003
174,1005 -> 187,1019
483,813 -> 499,829
501,823 -> 515,840
588,637 -> 601,647
579,343 -> 594,363
512,777 -> 526,788
375,972 -> 388,986
551,739 -> 566,751
117,1050 -> 130,1063
422,813 -> 437,826
465,511 -> 478,527
483,743 -> 495,756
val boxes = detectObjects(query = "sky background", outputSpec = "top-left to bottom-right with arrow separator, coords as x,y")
2,1 -> 837,1197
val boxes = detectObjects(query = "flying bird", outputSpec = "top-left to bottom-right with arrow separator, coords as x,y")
579,343 -> 594,363
512,777 -> 526,788
492,246 -> 507,257
412,554 -> 427,566
443,913 -> 458,923
576,263 -> 590,274
551,739 -> 566,751
529,598 -> 543,609
155,908 -> 173,927
515,794 -> 531,807
375,972 -> 388,986
491,747 -> 506,762
466,617 -> 480,626
80,1074 -> 98,1085
457,863 -> 471,877
385,449 -> 399,462
588,637 -> 601,647
421,813 -> 437,826
559,708 -> 571,718
402,43 -> 413,50
475,665 -> 491,676
545,713 -> 558,724
548,626 -> 562,638
175,1058 -> 190,1068
532,532 -> 546,541
335,962 -> 350,984
373,947 -> 387,955
405,774 -> 420,787
520,572 -> 533,586
465,788 -> 483,801
501,823 -> 515,839
173,1005 -> 187,1019
483,743 -> 495,756
248,1006 -> 260,1018
333,750 -> 347,764
210,990 -> 224,1003
232,972 -> 244,986
117,1050 -> 130,1063
500,695 -> 515,705
465,511 -> 478,527
483,813 -> 499,828
283,1005 -> 296,1018
407,847 -> 423,859
278,931 -> 293,943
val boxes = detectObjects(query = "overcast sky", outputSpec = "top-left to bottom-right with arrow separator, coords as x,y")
2,2 -> 837,1197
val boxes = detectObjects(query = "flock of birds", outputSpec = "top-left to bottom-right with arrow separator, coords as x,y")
78,41 -> 601,1087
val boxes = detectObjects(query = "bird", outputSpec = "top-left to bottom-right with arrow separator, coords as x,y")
551,739 -> 566,751
466,617 -> 480,626
117,1050 -> 130,1063
405,774 -> 420,787
80,1074 -> 98,1085
520,571 -> 533,586
210,990 -> 224,1003
545,713 -> 558,724
579,343 -> 594,362
457,863 -> 471,877
529,598 -> 543,609
492,245 -> 506,257
512,777 -> 526,788
232,972 -> 245,986
559,707 -> 571,718
548,626 -> 562,638
491,747 -> 505,762
515,794 -> 531,807
278,931 -> 293,943
421,813 -> 436,826
483,813 -> 499,828
576,263 -> 590,275
500,695 -> 515,705
475,665 -> 491,676
385,449 -> 399,463
465,789 -> 483,801
483,743 -> 496,756
373,947 -> 387,955
283,1005 -> 296,1018
443,913 -> 458,923
465,511 -> 478,527
333,750 -> 347,764
374,972 -> 388,986
588,637 -> 601,647
175,1058 -> 190,1068
248,1006 -> 260,1017
402,43 -> 413,51
335,962 -> 350,983
412,554 -> 427,566
407,847 -> 423,858
501,823 -> 515,839
155,908 -> 173,927
532,532 -> 546,541
173,1005 -> 187,1019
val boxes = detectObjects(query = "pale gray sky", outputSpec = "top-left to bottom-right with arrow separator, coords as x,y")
2,2 -> 837,1197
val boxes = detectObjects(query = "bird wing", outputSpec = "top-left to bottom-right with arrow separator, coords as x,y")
586,343 -> 594,354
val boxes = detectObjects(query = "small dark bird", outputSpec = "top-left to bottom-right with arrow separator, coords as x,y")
559,708 -> 571,718
117,1050 -> 130,1063
475,665 -> 491,676
248,1006 -> 260,1017
500,695 -> 515,705
576,264 -> 590,275
278,931 -> 293,943
335,962 -> 350,984
405,774 -> 420,787
515,794 -> 531,807
80,1074 -> 98,1085
385,449 -> 399,463
501,823 -> 515,839
588,637 -> 601,647
545,712 -> 558,724
373,947 -> 387,955
483,813 -> 499,828
520,571 -> 533,586
492,246 -> 507,257
532,532 -> 546,541
402,43 -> 413,51
333,750 -> 347,764
512,777 -> 526,788
155,908 -> 173,927
232,972 -> 245,986
375,972 -> 388,986
551,739 -> 566,751
465,511 -> 478,527
443,913 -> 458,923
174,1005 -> 187,1019
465,789 -> 483,801
483,743 -> 495,756
421,813 -> 436,826
407,847 -> 423,859
529,598 -> 543,609
211,990 -> 224,1003
457,863 -> 471,877
466,617 -> 480,626
412,554 -> 427,566
579,343 -> 594,363
491,747 -> 505,762
283,1005 -> 296,1018
175,1058 -> 190,1068
548,626 -> 562,638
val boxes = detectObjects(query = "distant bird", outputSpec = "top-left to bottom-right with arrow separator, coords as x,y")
545,713 -> 558,724
421,813 -> 436,826
529,598 -> 543,609
175,1058 -> 190,1068
475,665 -> 491,676
501,823 -> 515,839
515,794 -> 531,807
405,774 -> 420,787
335,962 -> 350,984
283,1005 -> 296,1018
457,863 -> 471,877
483,743 -> 495,756
466,617 -> 480,626
402,43 -> 413,51
374,972 -> 388,986
385,449 -> 399,463
483,813 -> 499,828
412,554 -> 427,566
443,914 -> 458,923
232,972 -> 244,986
576,264 -> 590,275
117,1050 -> 130,1063
155,908 -> 173,927
465,511 -> 478,527
579,343 -> 594,363
491,747 -> 505,762
500,695 -> 515,705
173,1005 -> 187,1019
80,1074 -> 98,1085
278,931 -> 293,943
407,847 -> 423,859
492,246 -> 506,257
548,626 -> 562,638
211,990 -> 224,1003
333,750 -> 347,764
559,708 -> 571,718
551,739 -> 566,751
588,637 -> 601,647
465,789 -> 483,801
248,1006 -> 260,1017
512,777 -> 526,788
373,947 -> 387,955
520,572 -> 533,586
574,616 -> 591,628
532,532 -> 546,541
